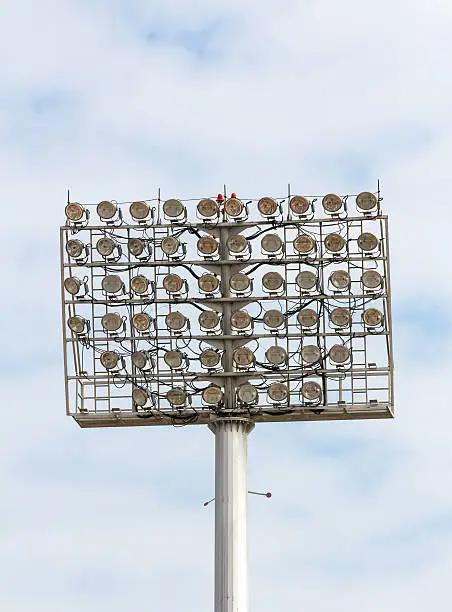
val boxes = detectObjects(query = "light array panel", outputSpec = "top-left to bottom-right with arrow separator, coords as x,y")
61,190 -> 394,428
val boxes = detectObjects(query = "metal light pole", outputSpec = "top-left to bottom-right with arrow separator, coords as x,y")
61,186 -> 394,612
209,418 -> 254,612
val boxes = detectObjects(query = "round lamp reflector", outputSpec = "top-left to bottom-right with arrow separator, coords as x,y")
130,201 -> 149,220
130,275 -> 149,295
322,193 -> 342,213
301,381 -> 322,400
163,199 -> 184,218
202,385 -> 223,405
302,345 -> 321,364
237,383 -> 258,404
262,272 -> 284,291
199,310 -> 220,330
164,350 -> 183,369
324,233 -> 345,253
66,239 -> 84,258
289,195 -> 310,215
167,388 -> 186,406
64,277 -> 82,295
100,351 -> 119,370
296,270 -> 317,290
356,192 -> 377,211
362,308 -> 383,327
258,197 -> 278,216
101,313 -> 122,332
161,236 -> 180,256
268,383 -> 288,402
230,273 -> 250,292
297,308 -> 318,328
233,347 -> 254,367
65,203 -> 84,221
163,274 -> 184,293
97,200 -> 117,219
166,312 -> 186,331
197,199 -> 219,218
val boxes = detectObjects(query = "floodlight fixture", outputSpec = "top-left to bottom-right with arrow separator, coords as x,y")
262,271 -> 284,293
167,388 -> 187,406
131,350 -> 152,370
224,197 -> 245,219
64,276 -> 84,296
297,308 -> 319,328
97,200 -> 118,221
293,234 -> 315,255
67,315 -> 88,334
266,345 -> 287,366
329,344 -> 351,364
261,233 -> 283,255
199,310 -> 220,331
267,382 -> 288,403
166,311 -> 187,332
362,269 -> 383,289
329,270 -> 351,291
296,270 -> 317,291
130,275 -> 150,295
227,234 -> 249,256
96,237 -> 119,259
324,233 -> 346,253
197,235 -> 219,257
301,345 -> 322,364
161,235 -> 181,257
66,239 -> 86,260
163,198 -> 186,221
100,351 -> 120,370
322,193 -> 343,214
130,200 -> 150,221
356,192 -> 378,212
164,350 -> 184,369
289,195 -> 311,216
101,312 -> 123,333
202,385 -> 223,405
301,381 -> 322,401
358,232 -> 379,252
233,346 -> 255,368
132,387 -> 148,406
132,312 -> 152,332
102,275 -> 124,295
197,198 -> 220,220
263,309 -> 285,330
198,273 -> 220,294
257,197 -> 279,217
237,383 -> 258,404
229,273 -> 251,294
128,237 -> 149,259
65,202 -> 87,223
230,310 -> 252,331
362,308 -> 383,327
329,307 -> 351,327
163,273 -> 185,294
200,349 -> 221,369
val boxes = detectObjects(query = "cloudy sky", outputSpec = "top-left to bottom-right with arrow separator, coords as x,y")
1,0 -> 452,610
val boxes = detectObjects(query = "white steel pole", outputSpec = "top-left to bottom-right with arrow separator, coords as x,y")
209,417 -> 255,612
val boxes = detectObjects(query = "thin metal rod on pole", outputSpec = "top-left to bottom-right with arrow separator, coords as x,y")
209,418 -> 254,612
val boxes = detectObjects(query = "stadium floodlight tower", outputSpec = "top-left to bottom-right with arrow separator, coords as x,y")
61,186 -> 394,611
